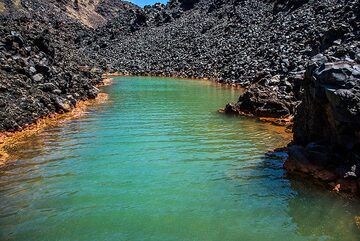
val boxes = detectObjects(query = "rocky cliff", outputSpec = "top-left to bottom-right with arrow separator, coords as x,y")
285,58 -> 360,195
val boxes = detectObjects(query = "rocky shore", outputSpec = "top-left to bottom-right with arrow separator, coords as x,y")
86,0 -> 359,121
0,0 -> 105,132
1,0 -> 360,195
0,90 -> 109,166
285,58 -> 360,196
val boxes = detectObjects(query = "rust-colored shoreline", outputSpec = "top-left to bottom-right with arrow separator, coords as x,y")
99,73 -> 292,140
106,72 -> 293,131
0,74 -> 292,167
0,76 -> 112,167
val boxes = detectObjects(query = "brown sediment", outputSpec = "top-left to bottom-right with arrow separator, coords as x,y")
242,112 -> 293,130
258,115 -> 293,128
99,77 -> 113,87
102,71 -> 215,81
218,110 -> 293,144
264,122 -> 293,141
219,106 -> 293,133
0,79 -> 111,168
284,148 -> 360,198
102,72 -> 124,77
97,74 -> 113,87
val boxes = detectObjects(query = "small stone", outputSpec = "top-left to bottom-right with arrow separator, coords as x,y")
52,89 -> 62,94
333,39 -> 342,45
333,184 -> 341,192
54,97 -> 71,112
344,165 -> 357,178
29,66 -> 37,74
10,31 -> 25,46
32,73 -> 44,82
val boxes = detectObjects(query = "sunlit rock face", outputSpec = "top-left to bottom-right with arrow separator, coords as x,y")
63,0 -> 142,28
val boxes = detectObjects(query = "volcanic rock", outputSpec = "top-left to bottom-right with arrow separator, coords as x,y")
285,58 -> 360,196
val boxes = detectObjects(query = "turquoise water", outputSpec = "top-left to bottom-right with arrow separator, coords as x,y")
0,77 -> 359,241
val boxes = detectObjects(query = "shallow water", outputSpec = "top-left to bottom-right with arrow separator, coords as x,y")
0,77 -> 359,241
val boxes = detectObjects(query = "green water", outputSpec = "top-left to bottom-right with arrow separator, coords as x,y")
0,77 -> 359,241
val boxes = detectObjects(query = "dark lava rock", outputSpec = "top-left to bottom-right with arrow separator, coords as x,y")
286,58 -> 360,195
84,0 -> 359,123
54,97 -> 72,113
294,60 -> 360,151
0,0 -> 106,132
224,74 -> 301,118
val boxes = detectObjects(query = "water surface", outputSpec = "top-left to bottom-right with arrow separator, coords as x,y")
1,77 -> 359,241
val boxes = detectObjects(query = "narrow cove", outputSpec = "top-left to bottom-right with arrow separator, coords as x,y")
0,77 -> 359,241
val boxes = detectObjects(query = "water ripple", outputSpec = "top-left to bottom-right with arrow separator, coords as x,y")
0,77 -> 359,241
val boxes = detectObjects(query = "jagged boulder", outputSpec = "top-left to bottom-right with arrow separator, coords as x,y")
286,58 -> 360,195
294,60 -> 360,151
224,73 -> 302,119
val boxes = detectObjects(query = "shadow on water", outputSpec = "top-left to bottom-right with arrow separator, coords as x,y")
256,153 -> 360,241
287,176 -> 360,240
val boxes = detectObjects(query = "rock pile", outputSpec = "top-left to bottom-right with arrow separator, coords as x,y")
85,0 -> 359,125
0,0 -> 106,132
224,73 -> 302,121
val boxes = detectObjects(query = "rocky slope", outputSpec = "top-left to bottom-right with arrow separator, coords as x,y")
85,0 -> 360,195
85,0 -> 359,122
0,0 -> 138,132
3,0 -> 357,131
1,0 -> 360,195
228,0 -> 359,121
